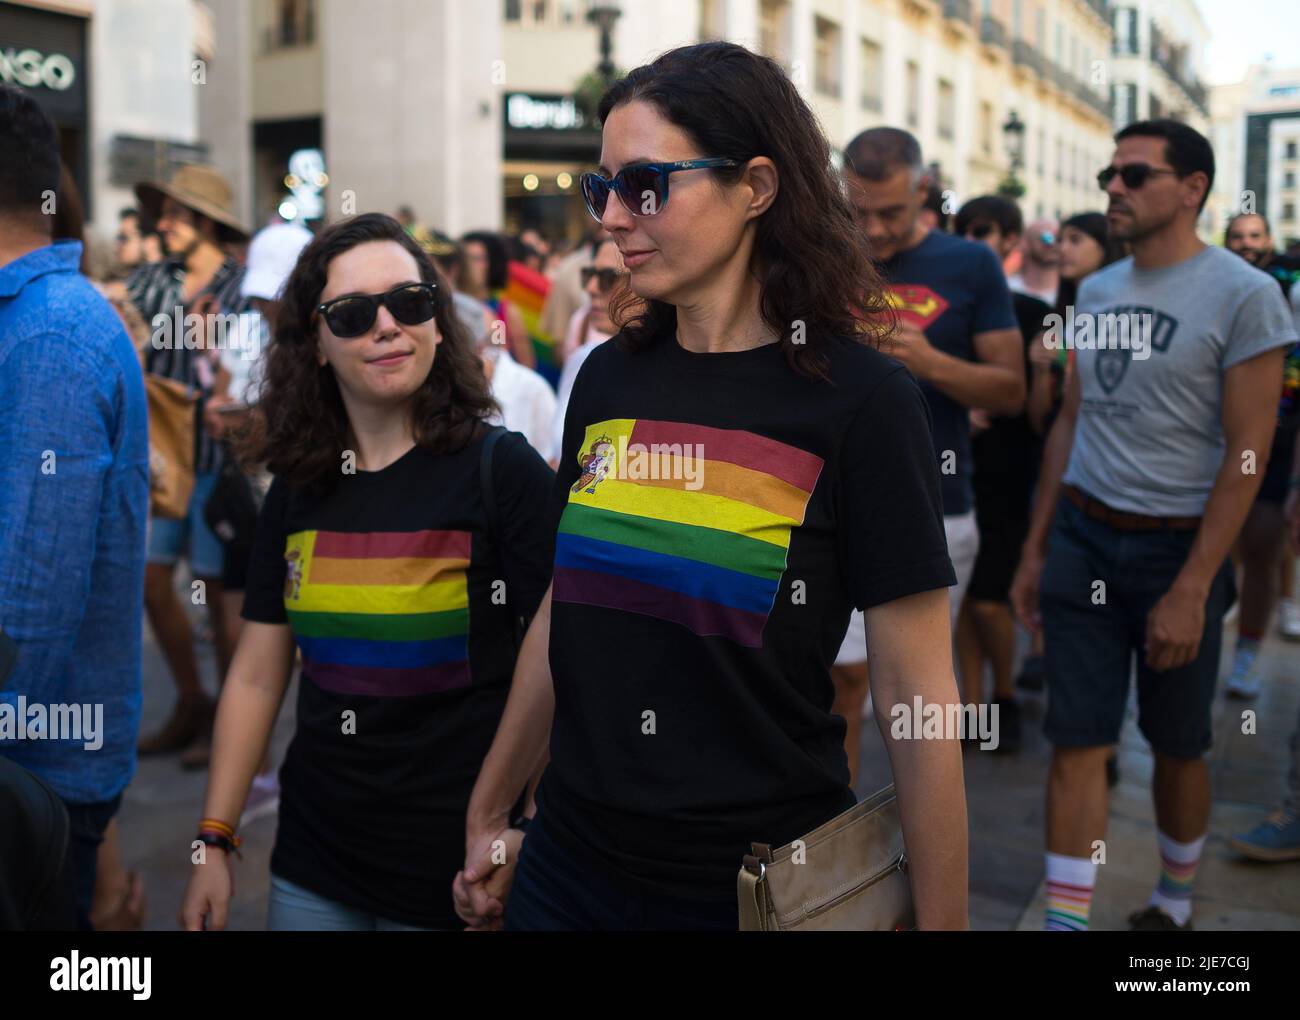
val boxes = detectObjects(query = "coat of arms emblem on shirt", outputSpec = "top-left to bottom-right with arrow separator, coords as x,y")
284,547 -> 304,602
571,434 -> 616,494
1096,346 -> 1131,395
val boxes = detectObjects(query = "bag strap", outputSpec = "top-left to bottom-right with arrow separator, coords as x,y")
737,862 -> 769,931
479,425 -> 526,649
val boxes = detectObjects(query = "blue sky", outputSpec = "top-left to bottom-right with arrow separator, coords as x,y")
1199,0 -> 1300,84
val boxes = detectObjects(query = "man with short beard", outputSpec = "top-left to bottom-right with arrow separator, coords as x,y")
126,165 -> 251,766
1011,120 -> 1299,931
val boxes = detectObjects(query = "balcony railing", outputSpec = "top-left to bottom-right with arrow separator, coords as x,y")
943,0 -> 972,22
1012,38 -> 1039,75
979,15 -> 1007,49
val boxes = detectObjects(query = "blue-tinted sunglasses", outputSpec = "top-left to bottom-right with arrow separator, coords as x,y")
579,158 -> 742,221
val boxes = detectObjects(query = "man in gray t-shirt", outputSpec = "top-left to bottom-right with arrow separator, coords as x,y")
1011,119 -> 1299,934
1064,246 -> 1297,516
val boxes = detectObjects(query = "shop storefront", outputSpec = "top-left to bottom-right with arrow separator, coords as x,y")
0,2 -> 89,215
502,91 -> 600,245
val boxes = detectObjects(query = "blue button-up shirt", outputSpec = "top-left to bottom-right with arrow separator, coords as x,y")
0,241 -> 148,804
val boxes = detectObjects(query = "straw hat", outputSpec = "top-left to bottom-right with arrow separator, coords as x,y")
135,164 -> 249,242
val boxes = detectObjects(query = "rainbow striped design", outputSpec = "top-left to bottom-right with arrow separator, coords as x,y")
1156,851 -> 1198,899
553,418 -> 823,647
503,261 -> 558,385
1045,879 -> 1092,931
282,528 -> 472,697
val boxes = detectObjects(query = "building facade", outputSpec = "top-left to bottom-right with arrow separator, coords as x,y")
1106,0 -> 1209,132
1,0 -> 206,232
1210,63 -> 1300,251
502,0 -> 1117,233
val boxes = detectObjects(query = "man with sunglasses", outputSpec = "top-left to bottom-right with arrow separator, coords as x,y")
1011,119 -> 1299,931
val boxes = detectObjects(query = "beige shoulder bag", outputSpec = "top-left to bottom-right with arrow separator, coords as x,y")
737,784 -> 915,931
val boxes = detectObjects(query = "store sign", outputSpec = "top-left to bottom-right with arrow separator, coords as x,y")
0,47 -> 76,91
506,93 -> 586,131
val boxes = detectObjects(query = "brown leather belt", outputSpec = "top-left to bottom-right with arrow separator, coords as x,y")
1062,484 -> 1201,532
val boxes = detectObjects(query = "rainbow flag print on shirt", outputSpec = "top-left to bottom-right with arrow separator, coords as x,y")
553,418 -> 824,647
282,528 -> 472,697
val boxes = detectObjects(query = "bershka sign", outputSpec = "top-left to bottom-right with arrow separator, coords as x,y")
49,952 -> 151,1000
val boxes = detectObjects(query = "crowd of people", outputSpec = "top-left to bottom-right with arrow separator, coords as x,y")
3,37 -> 1300,933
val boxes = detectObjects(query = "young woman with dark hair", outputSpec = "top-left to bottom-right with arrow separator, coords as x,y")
179,213 -> 554,930
460,229 -> 534,368
455,42 -> 969,931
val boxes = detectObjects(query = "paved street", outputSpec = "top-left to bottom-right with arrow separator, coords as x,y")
117,575 -> 1300,931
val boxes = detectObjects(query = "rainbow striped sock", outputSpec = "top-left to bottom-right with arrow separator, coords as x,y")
1148,830 -> 1204,927
1044,852 -> 1096,931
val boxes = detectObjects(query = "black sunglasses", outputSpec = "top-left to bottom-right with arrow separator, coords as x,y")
580,158 -> 742,221
1097,164 -> 1181,191
580,266 -> 629,292
316,282 -> 438,338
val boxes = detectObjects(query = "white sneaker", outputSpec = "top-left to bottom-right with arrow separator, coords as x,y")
1279,599 -> 1300,642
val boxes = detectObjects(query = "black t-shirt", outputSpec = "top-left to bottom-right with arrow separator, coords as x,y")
537,332 -> 956,900
880,231 -> 1019,515
241,431 -> 554,928
971,291 -> 1054,504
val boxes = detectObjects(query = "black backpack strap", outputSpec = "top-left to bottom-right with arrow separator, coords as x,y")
479,426 -> 526,649
480,425 -> 506,542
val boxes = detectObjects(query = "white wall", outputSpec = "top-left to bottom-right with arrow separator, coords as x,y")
321,0 -> 502,234
197,0 -> 253,227
88,0 -> 201,231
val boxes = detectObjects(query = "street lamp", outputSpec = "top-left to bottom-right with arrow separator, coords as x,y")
999,109 -> 1026,199
587,0 -> 622,89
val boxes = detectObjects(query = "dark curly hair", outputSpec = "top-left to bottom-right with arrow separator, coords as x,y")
238,213 -> 497,489
597,42 -> 893,380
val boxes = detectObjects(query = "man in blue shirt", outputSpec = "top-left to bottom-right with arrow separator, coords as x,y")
830,127 -> 1025,782
0,84 -> 149,929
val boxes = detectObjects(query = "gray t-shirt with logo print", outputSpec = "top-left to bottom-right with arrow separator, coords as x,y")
1063,246 -> 1299,517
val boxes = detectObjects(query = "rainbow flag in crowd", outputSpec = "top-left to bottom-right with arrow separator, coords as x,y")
282,529 -> 472,696
553,418 -> 824,647
504,260 -> 559,386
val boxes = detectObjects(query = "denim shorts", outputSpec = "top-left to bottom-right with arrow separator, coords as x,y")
1040,496 -> 1234,758
146,469 -> 224,577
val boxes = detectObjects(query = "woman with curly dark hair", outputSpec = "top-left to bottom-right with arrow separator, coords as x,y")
179,213 -> 555,930
457,42 -> 969,930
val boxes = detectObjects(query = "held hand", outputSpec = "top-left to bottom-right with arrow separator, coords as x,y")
454,826 -> 524,930
179,850 -> 233,931
1144,582 -> 1206,673
883,321 -> 935,378
1010,547 -> 1046,633
969,408 -> 992,434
